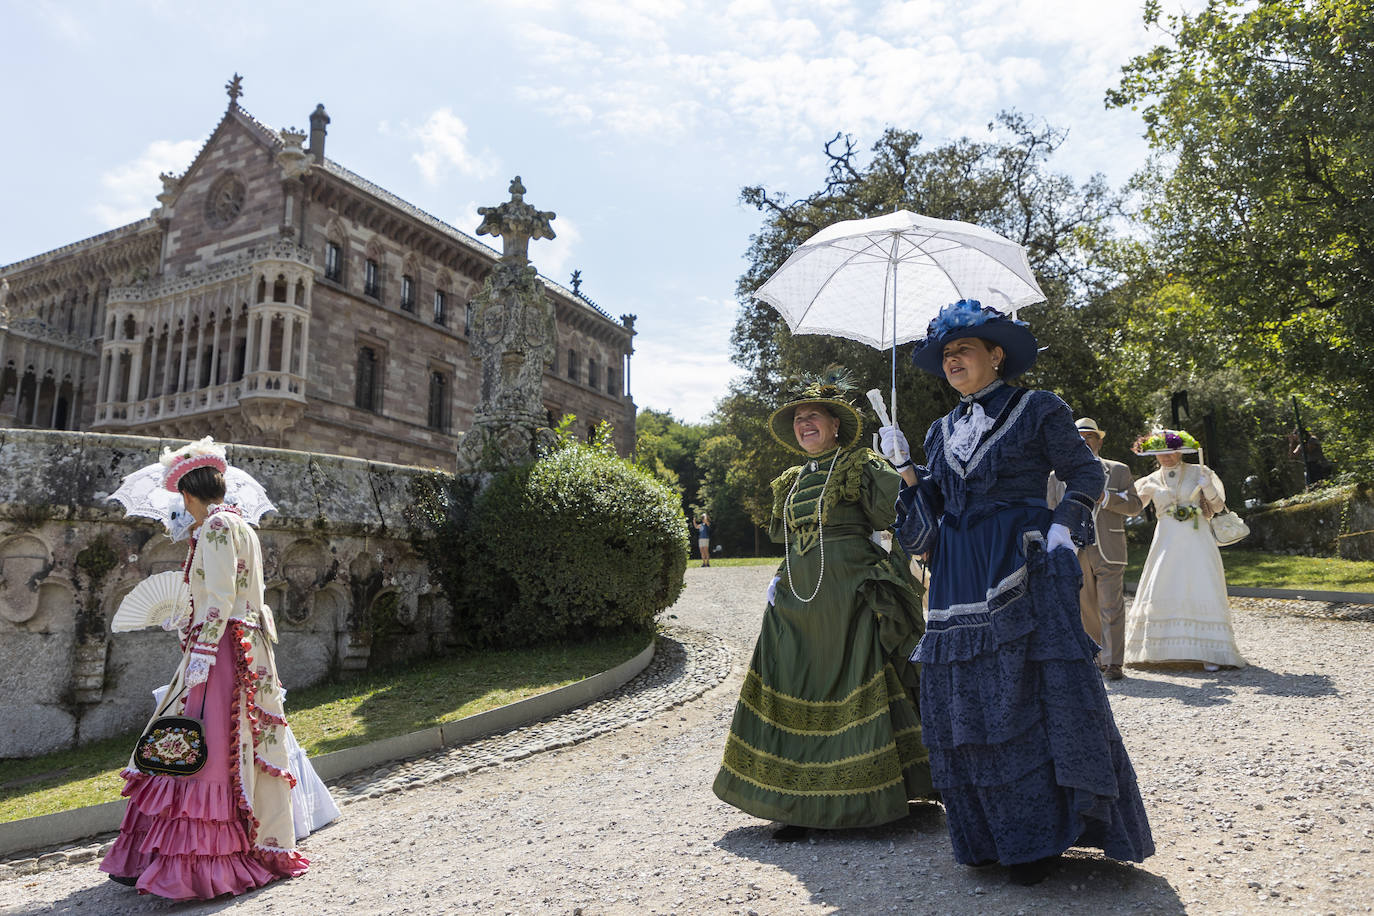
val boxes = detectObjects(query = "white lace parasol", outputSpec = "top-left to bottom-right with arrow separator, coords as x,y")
112,570 -> 191,632
109,462 -> 276,541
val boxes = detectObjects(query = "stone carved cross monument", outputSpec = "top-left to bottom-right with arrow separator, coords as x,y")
455,177 -> 560,472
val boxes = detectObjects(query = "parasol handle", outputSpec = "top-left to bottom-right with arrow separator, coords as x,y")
866,389 -> 892,428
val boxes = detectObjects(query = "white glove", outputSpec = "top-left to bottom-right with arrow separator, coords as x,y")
184,654 -> 212,688
766,575 -> 780,606
1047,523 -> 1076,554
878,425 -> 911,467
1199,468 -> 1220,501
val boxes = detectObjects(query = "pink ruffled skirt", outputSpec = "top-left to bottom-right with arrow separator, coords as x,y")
100,632 -> 308,900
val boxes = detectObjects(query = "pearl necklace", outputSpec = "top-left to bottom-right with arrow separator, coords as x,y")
781,448 -> 841,603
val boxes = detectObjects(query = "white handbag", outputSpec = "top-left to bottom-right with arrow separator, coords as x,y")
1209,509 -> 1250,547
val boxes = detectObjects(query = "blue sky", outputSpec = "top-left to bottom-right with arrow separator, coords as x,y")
0,0 -> 1191,423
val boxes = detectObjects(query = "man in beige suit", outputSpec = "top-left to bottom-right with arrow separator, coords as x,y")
1048,418 -> 1144,680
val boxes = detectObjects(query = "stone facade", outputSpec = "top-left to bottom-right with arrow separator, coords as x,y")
0,429 -> 457,759
0,80 -> 637,469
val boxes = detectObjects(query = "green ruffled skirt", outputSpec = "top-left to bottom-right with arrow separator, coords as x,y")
713,535 -> 932,828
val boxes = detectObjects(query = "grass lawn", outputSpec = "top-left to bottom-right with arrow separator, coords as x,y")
1126,543 -> 1374,592
0,630 -> 649,824
709,548 -> 1372,592
689,556 -> 780,568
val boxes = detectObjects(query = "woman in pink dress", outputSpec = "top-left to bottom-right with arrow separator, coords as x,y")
101,439 -> 308,899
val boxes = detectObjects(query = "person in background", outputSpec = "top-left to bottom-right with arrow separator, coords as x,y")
1049,418 -> 1144,681
713,368 -> 931,842
1125,429 -> 1247,672
881,300 -> 1153,885
695,512 -> 712,566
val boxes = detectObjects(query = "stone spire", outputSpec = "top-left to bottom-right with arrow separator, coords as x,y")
225,73 -> 244,108
455,177 -> 559,473
309,104 -> 330,164
475,176 -> 556,264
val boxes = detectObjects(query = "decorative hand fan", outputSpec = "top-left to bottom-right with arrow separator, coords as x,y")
112,571 -> 190,633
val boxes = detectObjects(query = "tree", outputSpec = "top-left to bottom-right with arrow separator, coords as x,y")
724,115 -> 1125,496
634,408 -> 705,503
1108,0 -> 1374,475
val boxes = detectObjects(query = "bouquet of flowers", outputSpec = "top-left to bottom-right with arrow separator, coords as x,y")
1132,429 -> 1200,454
1169,504 -> 1201,528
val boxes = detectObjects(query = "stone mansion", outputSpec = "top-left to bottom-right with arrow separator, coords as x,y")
0,80 -> 637,467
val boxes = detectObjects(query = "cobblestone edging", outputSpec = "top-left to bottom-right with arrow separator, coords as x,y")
0,626 -> 736,882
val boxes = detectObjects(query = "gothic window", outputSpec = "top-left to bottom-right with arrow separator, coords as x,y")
400,275 -> 415,312
433,289 -> 447,326
427,370 -> 449,430
273,275 -> 288,303
199,344 -> 215,388
364,259 -> 380,298
567,349 -> 578,382
464,301 -> 475,336
325,243 -> 343,282
205,173 -> 246,229
588,358 -> 599,390
607,367 -> 618,396
355,346 -> 380,411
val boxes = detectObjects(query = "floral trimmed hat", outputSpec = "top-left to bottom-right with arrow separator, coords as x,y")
768,366 -> 866,455
1132,428 -> 1200,456
909,299 -> 1039,379
160,436 -> 229,492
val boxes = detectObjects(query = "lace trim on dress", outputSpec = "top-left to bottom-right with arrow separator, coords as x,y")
943,388 -> 1032,479
949,403 -> 996,462
926,565 -> 1027,622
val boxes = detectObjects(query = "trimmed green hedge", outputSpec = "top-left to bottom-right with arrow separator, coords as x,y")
408,432 -> 688,649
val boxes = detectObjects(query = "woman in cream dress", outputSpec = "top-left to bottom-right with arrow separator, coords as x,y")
1125,429 -> 1246,671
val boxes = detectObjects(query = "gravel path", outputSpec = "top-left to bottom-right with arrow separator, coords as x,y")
3,564 -> 1373,915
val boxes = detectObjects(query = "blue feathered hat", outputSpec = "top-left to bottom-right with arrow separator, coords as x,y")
909,299 -> 1039,378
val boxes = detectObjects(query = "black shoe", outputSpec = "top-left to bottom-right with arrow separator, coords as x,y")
1008,855 -> 1060,886
771,824 -> 808,842
107,874 -> 138,887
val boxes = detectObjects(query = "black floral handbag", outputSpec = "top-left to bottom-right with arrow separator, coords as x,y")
134,684 -> 208,776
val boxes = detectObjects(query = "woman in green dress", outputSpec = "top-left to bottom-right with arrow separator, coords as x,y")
712,370 -> 932,841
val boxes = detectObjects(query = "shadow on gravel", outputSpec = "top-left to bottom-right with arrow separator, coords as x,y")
1111,664 -> 1338,703
1109,671 -> 1239,707
1251,671 -> 1338,698
714,803 -> 1184,914
48,877 -> 275,915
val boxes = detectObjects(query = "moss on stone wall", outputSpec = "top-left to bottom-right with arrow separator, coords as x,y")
1246,483 -> 1374,558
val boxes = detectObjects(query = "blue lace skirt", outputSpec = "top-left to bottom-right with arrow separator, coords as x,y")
913,505 -> 1155,866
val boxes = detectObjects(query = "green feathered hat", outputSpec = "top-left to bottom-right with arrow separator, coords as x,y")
768,366 -> 866,455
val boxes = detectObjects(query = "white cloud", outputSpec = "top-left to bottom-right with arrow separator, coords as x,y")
494,0 -> 1182,162
629,296 -> 743,422
91,138 -> 200,228
410,108 -> 497,185
35,0 -> 91,43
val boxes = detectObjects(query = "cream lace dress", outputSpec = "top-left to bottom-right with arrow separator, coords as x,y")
1124,463 -> 1247,668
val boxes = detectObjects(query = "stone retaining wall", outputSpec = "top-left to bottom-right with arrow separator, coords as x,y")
0,429 -> 453,758
1243,483 -> 1374,560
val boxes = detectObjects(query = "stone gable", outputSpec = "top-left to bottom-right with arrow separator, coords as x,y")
0,86 -> 637,468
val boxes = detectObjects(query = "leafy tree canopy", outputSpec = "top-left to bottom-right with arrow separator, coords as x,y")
723,115 -> 1128,510
1108,0 -> 1374,473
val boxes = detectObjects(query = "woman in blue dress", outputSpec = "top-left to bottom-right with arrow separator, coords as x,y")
879,300 -> 1154,885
